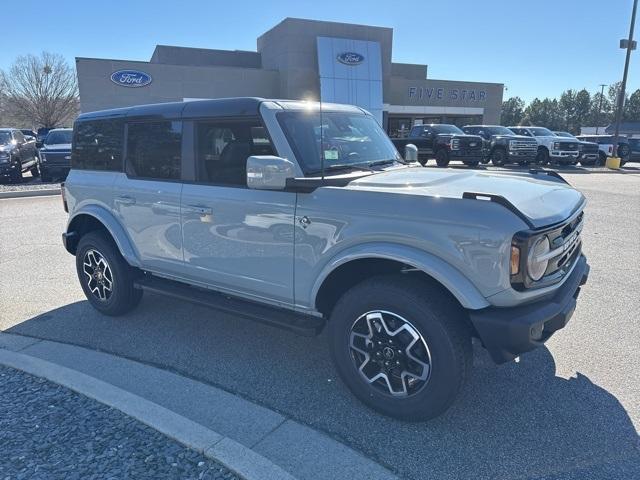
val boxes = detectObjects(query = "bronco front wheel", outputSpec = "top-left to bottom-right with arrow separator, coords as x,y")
328,275 -> 472,421
76,232 -> 143,316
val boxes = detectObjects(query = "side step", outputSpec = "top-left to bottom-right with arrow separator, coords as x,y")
134,275 -> 325,337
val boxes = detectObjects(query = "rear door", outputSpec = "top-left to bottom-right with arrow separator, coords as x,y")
113,120 -> 184,275
179,118 -> 296,306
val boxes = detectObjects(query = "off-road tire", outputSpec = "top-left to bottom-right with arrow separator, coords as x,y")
9,160 -> 22,183
30,162 -> 40,177
328,275 -> 472,421
491,148 -> 507,166
598,152 -> 607,166
75,232 -> 143,316
536,148 -> 549,165
434,149 -> 450,167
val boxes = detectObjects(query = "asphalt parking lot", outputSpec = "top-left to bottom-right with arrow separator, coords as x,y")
0,169 -> 639,480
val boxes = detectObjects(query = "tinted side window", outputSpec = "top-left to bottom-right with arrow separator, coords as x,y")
126,121 -> 182,180
72,119 -> 124,171
195,119 -> 275,186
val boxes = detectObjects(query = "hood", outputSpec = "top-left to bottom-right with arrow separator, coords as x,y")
348,167 -> 585,229
541,136 -> 579,142
41,143 -> 71,151
436,133 -> 480,139
492,134 -> 535,141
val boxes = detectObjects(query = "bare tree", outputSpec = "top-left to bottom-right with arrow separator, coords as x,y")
0,52 -> 78,128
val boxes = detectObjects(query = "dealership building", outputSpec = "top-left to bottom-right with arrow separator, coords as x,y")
76,18 -> 504,137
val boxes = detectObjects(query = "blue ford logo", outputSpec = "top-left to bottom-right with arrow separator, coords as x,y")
337,52 -> 364,66
110,70 -> 152,88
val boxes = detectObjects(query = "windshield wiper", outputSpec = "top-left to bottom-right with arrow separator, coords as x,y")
307,164 -> 375,175
368,159 -> 408,167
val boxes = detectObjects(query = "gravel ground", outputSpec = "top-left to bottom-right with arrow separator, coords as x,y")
0,366 -> 241,480
0,173 -> 60,193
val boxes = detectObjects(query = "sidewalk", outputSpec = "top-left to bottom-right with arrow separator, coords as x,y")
0,365 -> 239,480
0,333 -> 398,480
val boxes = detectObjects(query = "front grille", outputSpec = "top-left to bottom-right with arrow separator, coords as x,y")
555,142 -> 579,151
510,140 -> 538,151
459,137 -> 483,150
580,144 -> 599,154
544,211 -> 584,278
43,151 -> 71,166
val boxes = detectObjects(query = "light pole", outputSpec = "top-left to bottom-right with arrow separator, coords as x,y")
612,0 -> 638,159
596,83 -> 606,134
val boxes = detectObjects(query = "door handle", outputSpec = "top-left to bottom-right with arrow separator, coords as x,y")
184,204 -> 213,216
115,195 -> 136,205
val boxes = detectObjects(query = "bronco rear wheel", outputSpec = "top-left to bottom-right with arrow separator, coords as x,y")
76,232 -> 143,316
328,275 -> 472,421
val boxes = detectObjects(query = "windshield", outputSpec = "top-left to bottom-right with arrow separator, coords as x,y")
554,132 -> 574,138
485,126 -> 516,136
0,132 -> 12,145
529,127 -> 555,137
432,124 -> 464,135
277,111 -> 401,175
44,130 -> 73,145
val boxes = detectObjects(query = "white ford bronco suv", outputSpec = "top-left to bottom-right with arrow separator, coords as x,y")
62,98 -> 589,420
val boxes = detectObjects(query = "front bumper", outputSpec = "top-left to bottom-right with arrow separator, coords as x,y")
451,149 -> 483,162
550,150 -> 580,163
469,254 -> 589,364
508,150 -> 537,161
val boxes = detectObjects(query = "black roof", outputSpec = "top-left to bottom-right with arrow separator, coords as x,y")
76,97 -> 266,122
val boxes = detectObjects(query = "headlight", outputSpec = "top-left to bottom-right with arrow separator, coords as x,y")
553,142 -> 560,150
508,140 -> 516,150
450,139 -> 460,150
527,236 -> 550,281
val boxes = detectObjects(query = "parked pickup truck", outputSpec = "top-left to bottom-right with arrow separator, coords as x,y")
575,135 -> 631,166
554,132 -> 600,167
509,126 -> 580,165
391,124 -> 484,167
462,125 -> 539,166
39,128 -> 73,182
0,128 -> 40,182
62,98 -> 590,421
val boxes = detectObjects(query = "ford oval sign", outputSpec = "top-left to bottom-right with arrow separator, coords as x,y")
110,70 -> 152,88
337,52 -> 364,66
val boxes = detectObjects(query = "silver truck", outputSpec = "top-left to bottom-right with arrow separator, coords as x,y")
61,98 -> 589,421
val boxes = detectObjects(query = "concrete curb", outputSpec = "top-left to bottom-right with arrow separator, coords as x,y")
0,188 -> 61,199
0,333 -> 399,480
0,348 -> 296,480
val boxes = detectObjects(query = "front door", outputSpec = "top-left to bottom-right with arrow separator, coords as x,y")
180,118 -> 296,306
114,120 -> 184,275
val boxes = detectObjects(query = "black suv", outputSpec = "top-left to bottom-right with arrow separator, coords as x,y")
391,124 -> 484,167
462,125 -> 539,166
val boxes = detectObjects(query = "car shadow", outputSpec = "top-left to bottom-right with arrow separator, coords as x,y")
6,296 -> 639,480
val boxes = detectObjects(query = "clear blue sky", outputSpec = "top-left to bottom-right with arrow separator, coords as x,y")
4,0 -> 638,102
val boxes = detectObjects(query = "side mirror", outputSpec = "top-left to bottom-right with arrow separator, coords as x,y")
246,155 -> 295,190
404,144 -> 418,162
